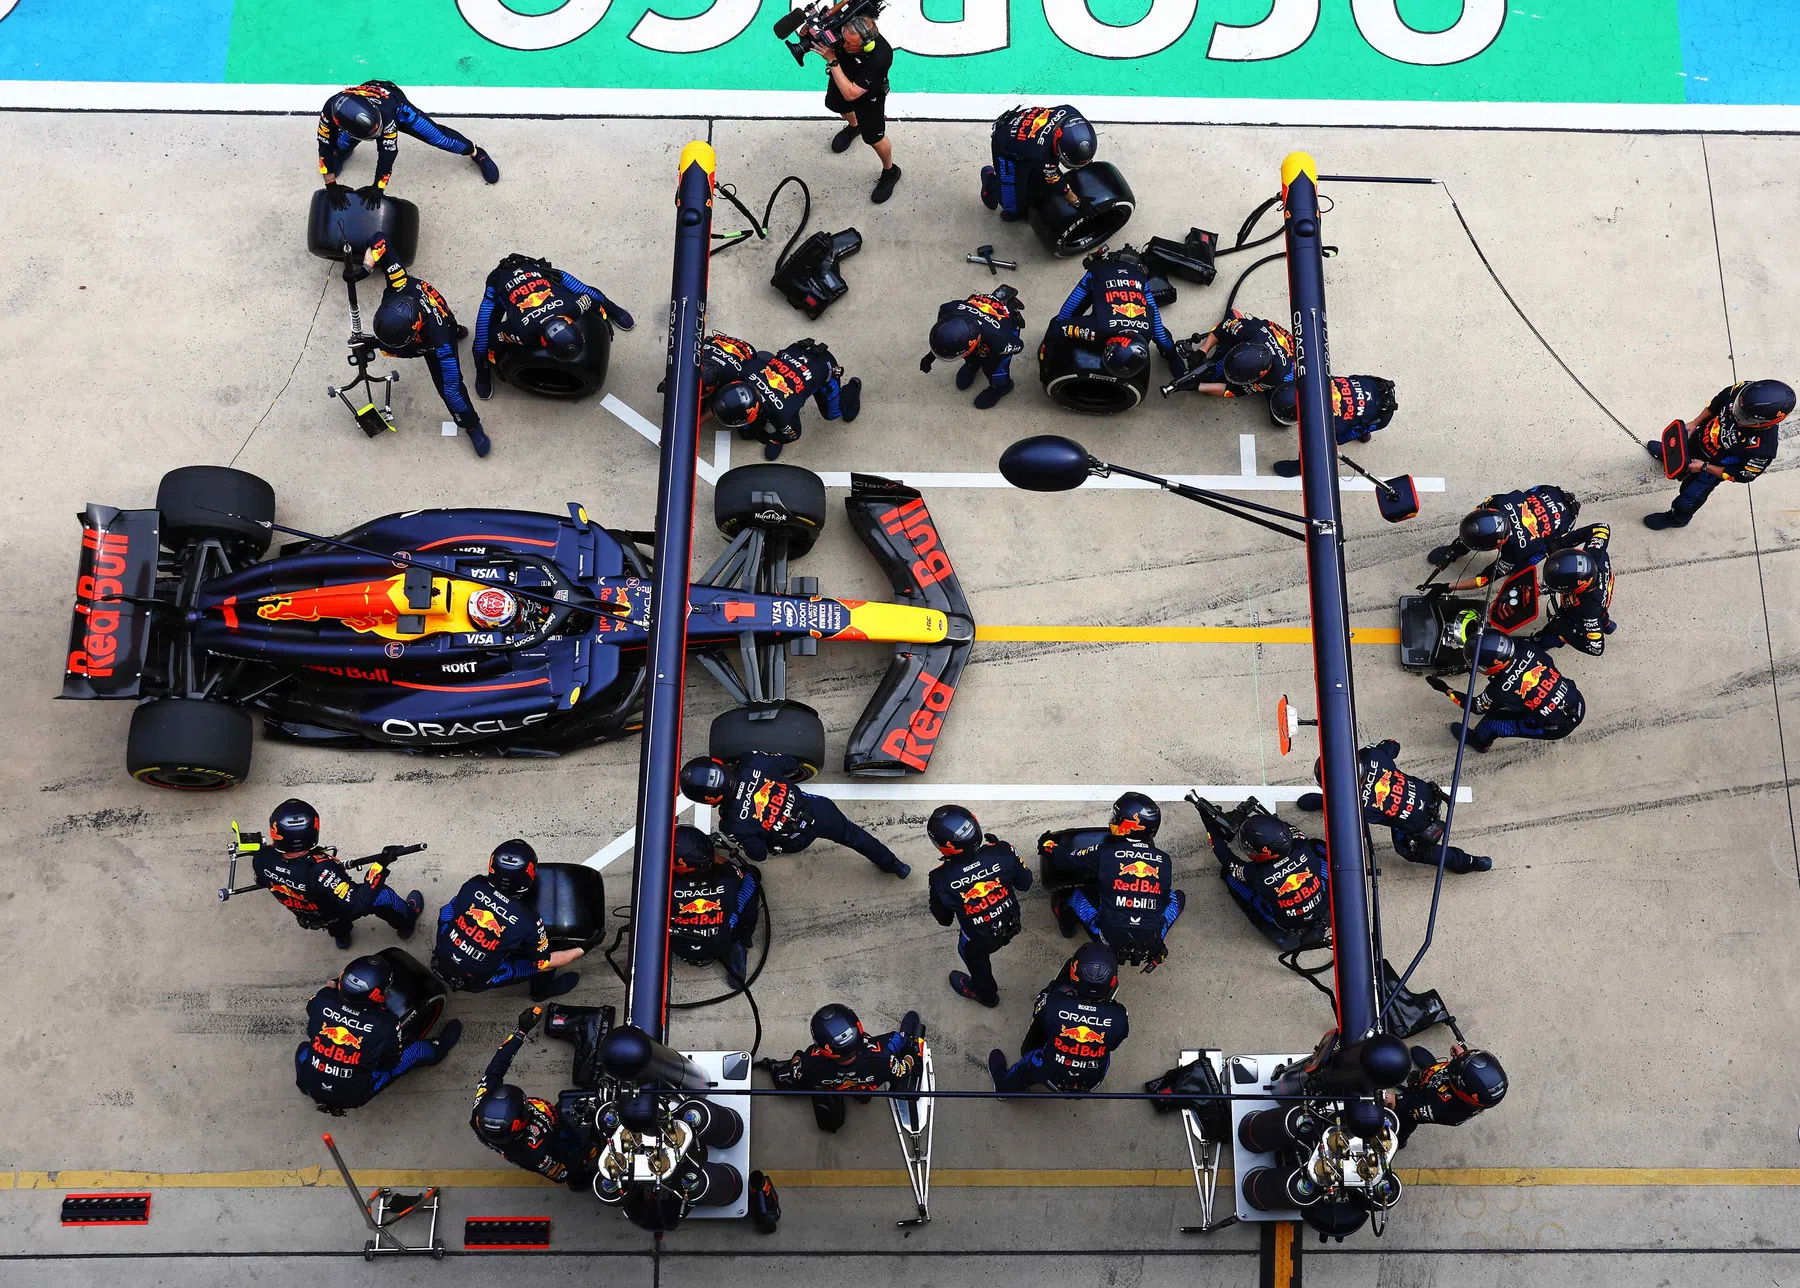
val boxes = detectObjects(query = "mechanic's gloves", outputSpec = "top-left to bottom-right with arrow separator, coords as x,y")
919,352 -> 936,373
365,862 -> 388,890
475,368 -> 493,400
517,1005 -> 544,1037
356,185 -> 384,211
1425,675 -> 1465,708
325,181 -> 352,211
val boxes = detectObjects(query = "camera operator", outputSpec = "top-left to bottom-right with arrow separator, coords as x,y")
818,15 -> 902,204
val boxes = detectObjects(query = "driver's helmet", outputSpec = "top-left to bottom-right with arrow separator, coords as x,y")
468,587 -> 519,630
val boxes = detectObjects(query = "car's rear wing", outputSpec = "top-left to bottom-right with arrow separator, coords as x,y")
61,505 -> 159,700
842,475 -> 976,776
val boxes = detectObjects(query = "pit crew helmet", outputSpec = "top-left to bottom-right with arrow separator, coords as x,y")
372,295 -> 421,349
711,382 -> 760,429
1102,335 -> 1150,379
541,315 -> 584,362
1541,549 -> 1598,594
338,955 -> 392,1010
929,313 -> 981,360
270,798 -> 320,854
927,804 -> 982,856
1458,508 -> 1510,551
474,1085 -> 529,1143
1066,941 -> 1119,1000
810,1003 -> 863,1059
1053,117 -> 1097,169
680,757 -> 732,805
673,824 -> 714,874
1464,632 -> 1517,674
1268,382 -> 1298,426
1237,813 -> 1294,862
1223,343 -> 1274,387
489,839 -> 538,895
1110,791 -> 1161,840
1731,379 -> 1796,428
328,93 -> 382,141
1448,1049 -> 1508,1107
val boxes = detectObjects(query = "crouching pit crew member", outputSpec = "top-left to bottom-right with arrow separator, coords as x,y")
254,798 -> 423,949
921,286 -> 1025,409
681,754 -> 910,877
433,840 -> 585,999
1172,309 -> 1295,401
711,338 -> 861,460
1388,1043 -> 1507,1148
364,239 -> 489,457
472,253 -> 634,400
926,805 -> 1031,1007
1427,484 -> 1580,590
318,80 -> 498,203
982,104 -> 1096,222
1299,743 -> 1490,873
1051,245 -> 1184,383
1270,373 -> 1397,477
669,825 -> 761,985
760,1004 -> 922,1133
988,942 -> 1127,1094
1645,379 -> 1793,530
1191,795 -> 1331,945
296,955 -> 462,1113
1430,634 -> 1585,753
471,1005 -> 600,1189
1056,792 -> 1184,971
820,15 -> 901,203
1530,525 -> 1615,655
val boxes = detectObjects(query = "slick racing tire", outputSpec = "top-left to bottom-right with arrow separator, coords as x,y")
709,701 -> 827,782
714,464 -> 828,560
306,187 -> 421,267
156,465 -> 276,559
373,947 -> 449,1042
492,311 -> 612,401
1038,826 -> 1110,890
1027,162 -> 1136,258
1039,328 -> 1149,415
535,863 -> 608,953
126,698 -> 253,790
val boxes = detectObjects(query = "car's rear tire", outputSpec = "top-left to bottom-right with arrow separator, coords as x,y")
714,463 -> 828,560
1028,162 -> 1136,258
126,698 -> 253,790
1038,327 -> 1149,415
305,187 -> 421,268
156,465 -> 276,558
374,947 -> 449,1042
493,311 -> 612,401
709,701 -> 827,782
535,863 -> 607,952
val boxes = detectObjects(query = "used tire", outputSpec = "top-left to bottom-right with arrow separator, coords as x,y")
306,188 -> 421,267
1028,162 -> 1136,258
536,863 -> 607,952
374,947 -> 449,1042
1038,826 -> 1110,890
156,465 -> 276,558
493,310 -> 612,401
709,701 -> 827,782
126,698 -> 253,790
714,463 -> 828,559
1038,325 -> 1150,415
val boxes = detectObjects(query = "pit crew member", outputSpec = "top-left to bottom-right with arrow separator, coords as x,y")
252,798 -> 424,949
761,1004 -> 922,1133
988,942 -> 1128,1094
1387,1043 -> 1508,1148
432,840 -> 585,999
710,339 -> 862,460
1427,484 -> 1581,591
1645,380 -> 1793,530
981,104 -> 1097,221
364,240 -> 489,457
681,754 -> 909,877
470,1005 -> 600,1189
317,80 -> 498,201
472,253 -> 634,399
295,956 -> 462,1112
669,825 -> 761,985
926,805 -> 1031,1007
1429,634 -> 1586,752
921,286 -> 1026,409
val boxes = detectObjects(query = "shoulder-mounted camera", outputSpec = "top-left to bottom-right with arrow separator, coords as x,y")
772,0 -> 885,66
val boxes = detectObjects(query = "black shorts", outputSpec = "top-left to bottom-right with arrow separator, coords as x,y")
825,83 -> 886,144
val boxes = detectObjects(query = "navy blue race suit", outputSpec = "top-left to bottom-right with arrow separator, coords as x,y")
984,105 -> 1090,219
736,340 -> 850,452
1455,643 -> 1586,750
252,844 -> 417,944
670,849 -> 761,983
471,1030 -> 599,1188
1443,485 -> 1581,586
1201,818 -> 1329,946
1529,523 -> 1615,656
771,1023 -> 921,1132
1328,374 -> 1398,443
717,751 -> 906,874
929,292 -> 1026,399
1672,382 -> 1780,519
1051,250 -> 1178,370
472,254 -> 623,390
1393,1052 -> 1487,1148
368,241 -> 482,436
1358,740 -> 1484,872
1058,836 -> 1184,968
1184,314 -> 1296,396
431,876 -> 556,992
295,986 -> 434,1111
929,836 -> 1032,1003
997,977 -> 1129,1093
316,81 -> 476,190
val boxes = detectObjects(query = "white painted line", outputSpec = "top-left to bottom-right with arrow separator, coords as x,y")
6,81 -> 1800,134
601,393 -> 730,484
441,420 -> 458,437
1240,433 -> 1258,478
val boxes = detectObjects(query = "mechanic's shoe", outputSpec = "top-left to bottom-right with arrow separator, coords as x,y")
987,1049 -> 1010,1092
467,426 -> 492,458
973,383 -> 1011,410
1272,458 -> 1302,478
530,972 -> 580,1001
1410,1045 -> 1435,1069
475,371 -> 493,400
1426,545 -> 1457,569
762,441 -> 784,461
950,971 -> 999,1008
1296,791 -> 1323,812
473,148 -> 500,184
1054,903 -> 1080,938
839,376 -> 862,424
1643,510 -> 1688,530
1448,722 -> 1491,752
1446,853 -> 1494,874
610,305 -> 635,331
397,891 -> 425,939
999,210 -> 1024,223
830,124 -> 859,153
333,927 -> 354,950
888,861 -> 912,880
425,1020 -> 463,1064
955,361 -> 979,392
872,165 -> 902,204
980,166 -> 999,210
1645,439 -> 1665,462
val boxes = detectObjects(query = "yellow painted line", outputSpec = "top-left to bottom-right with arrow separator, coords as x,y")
976,625 -> 1402,645
10,1166 -> 1800,1191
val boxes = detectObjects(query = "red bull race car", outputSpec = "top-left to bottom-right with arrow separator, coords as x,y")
62,463 -> 974,790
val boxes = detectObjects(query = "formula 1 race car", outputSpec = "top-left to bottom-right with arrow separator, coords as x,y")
63,463 -> 974,789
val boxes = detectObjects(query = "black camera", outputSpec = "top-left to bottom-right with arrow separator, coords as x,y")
772,0 -> 883,66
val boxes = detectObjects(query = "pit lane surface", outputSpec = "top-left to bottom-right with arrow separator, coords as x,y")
3,113 -> 1800,1285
